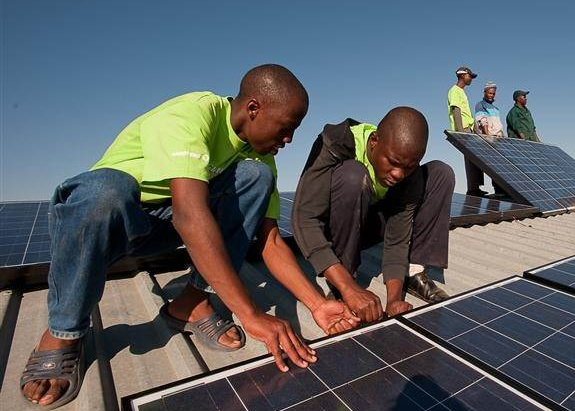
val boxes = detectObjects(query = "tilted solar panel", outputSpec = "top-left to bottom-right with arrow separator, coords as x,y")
485,137 -> 575,210
403,277 -> 575,410
122,319 -> 549,411
445,131 -> 566,214
525,255 -> 575,295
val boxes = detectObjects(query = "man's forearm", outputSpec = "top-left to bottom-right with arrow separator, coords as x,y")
323,263 -> 357,292
173,207 -> 258,322
261,225 -> 324,311
453,107 -> 464,131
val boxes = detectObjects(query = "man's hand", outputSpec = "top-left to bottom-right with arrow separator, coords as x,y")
341,285 -> 384,323
386,300 -> 413,317
241,312 -> 317,372
311,299 -> 361,335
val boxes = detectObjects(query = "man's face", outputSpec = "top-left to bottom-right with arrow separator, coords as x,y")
517,95 -> 527,106
463,73 -> 473,86
368,133 -> 422,187
243,99 -> 306,155
484,88 -> 496,103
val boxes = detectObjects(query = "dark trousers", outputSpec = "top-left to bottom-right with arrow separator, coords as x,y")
328,160 -> 455,276
465,158 -> 485,192
462,127 -> 484,192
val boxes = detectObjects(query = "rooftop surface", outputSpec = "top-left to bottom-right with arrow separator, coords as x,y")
1,212 -> 575,410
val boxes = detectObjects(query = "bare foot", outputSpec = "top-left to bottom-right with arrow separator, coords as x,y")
167,284 -> 242,349
21,330 -> 79,406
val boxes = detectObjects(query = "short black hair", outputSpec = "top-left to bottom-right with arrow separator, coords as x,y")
237,64 -> 308,107
377,106 -> 429,155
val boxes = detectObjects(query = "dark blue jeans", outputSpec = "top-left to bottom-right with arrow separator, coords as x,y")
47,160 -> 274,339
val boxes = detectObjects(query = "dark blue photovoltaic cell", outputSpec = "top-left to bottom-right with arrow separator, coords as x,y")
0,201 -> 51,267
525,256 -> 575,295
445,132 -> 566,213
126,321 -> 548,411
405,278 -> 575,410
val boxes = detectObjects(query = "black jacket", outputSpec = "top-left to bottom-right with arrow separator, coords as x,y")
291,118 -> 422,282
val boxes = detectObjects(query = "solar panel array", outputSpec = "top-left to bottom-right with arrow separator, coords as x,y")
445,131 -> 575,214
278,192 -> 538,235
0,191 -> 540,285
123,319 -> 548,411
404,277 -> 575,410
525,255 -> 575,295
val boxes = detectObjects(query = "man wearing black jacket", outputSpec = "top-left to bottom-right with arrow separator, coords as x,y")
292,107 -> 454,321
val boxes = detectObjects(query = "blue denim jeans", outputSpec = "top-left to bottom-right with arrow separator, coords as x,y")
47,160 -> 274,339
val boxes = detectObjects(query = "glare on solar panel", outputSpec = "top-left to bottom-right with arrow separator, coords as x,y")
122,319 -> 550,411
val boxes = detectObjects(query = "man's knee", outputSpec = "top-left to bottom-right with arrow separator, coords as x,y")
54,169 -> 140,219
235,160 -> 275,197
332,160 -> 372,197
425,160 -> 455,189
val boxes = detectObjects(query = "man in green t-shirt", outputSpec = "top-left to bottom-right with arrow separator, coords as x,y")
21,65 -> 360,409
506,90 -> 540,142
293,107 -> 454,323
447,66 -> 488,197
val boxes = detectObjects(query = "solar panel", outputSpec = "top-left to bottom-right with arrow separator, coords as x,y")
122,319 -> 549,411
525,255 -> 575,295
451,193 -> 538,221
0,201 -> 191,288
279,192 -> 538,234
445,131 -> 566,214
0,201 -> 51,267
486,137 -> 575,210
403,277 -> 575,410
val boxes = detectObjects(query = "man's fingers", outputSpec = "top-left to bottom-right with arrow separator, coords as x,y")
279,334 -> 308,369
268,341 -> 289,372
286,327 -> 316,363
342,304 -> 361,323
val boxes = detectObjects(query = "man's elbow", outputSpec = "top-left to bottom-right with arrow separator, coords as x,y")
171,207 -> 197,233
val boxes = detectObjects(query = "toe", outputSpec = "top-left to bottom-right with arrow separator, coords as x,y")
217,326 -> 242,348
39,378 -> 69,406
23,380 -> 38,400
31,379 -> 49,402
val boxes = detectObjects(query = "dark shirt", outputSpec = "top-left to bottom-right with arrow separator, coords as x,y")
506,104 -> 538,141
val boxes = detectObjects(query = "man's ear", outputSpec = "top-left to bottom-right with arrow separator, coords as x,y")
247,99 -> 260,121
368,131 -> 379,150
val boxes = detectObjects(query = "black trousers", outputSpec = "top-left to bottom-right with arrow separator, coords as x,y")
465,158 -> 485,192
328,160 -> 455,276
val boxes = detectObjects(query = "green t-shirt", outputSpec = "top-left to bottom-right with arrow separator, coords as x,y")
91,92 -> 280,219
447,85 -> 474,130
349,123 -> 389,203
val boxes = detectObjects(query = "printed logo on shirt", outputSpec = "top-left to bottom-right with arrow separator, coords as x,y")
171,151 -> 209,162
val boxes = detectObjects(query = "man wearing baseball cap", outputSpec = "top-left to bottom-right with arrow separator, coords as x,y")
506,90 -> 540,142
474,82 -> 506,196
447,66 -> 487,197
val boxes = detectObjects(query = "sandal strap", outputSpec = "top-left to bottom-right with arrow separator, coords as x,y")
193,313 -> 235,340
21,346 -> 81,387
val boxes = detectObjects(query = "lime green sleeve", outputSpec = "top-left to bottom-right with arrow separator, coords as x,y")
140,104 -> 214,184
448,87 -> 464,108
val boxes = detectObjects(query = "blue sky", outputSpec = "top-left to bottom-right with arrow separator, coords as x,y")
2,0 -> 574,201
